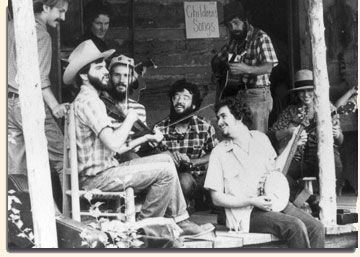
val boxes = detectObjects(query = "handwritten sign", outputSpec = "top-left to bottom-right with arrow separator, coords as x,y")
184,2 -> 220,39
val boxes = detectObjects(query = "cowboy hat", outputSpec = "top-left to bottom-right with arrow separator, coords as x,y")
220,1 -> 246,24
63,40 -> 115,85
108,55 -> 135,71
291,69 -> 315,91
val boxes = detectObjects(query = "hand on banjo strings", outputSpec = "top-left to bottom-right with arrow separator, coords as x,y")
297,130 -> 308,146
251,196 -> 273,212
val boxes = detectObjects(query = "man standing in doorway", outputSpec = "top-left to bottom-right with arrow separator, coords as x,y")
211,1 -> 278,132
8,0 -> 70,186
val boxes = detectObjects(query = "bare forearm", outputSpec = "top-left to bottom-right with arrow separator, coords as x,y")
116,135 -> 149,154
191,154 -> 210,167
211,191 -> 253,208
42,87 -> 59,110
244,62 -> 273,75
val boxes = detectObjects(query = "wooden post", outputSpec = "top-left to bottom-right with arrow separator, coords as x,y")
307,0 -> 337,226
12,0 -> 58,247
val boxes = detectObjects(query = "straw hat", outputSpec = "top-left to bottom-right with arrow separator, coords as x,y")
63,40 -> 115,85
291,69 -> 315,91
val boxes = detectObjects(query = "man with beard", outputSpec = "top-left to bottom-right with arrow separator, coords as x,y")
108,55 -> 147,124
204,97 -> 325,248
211,1 -> 278,133
63,40 -> 214,237
155,80 -> 217,212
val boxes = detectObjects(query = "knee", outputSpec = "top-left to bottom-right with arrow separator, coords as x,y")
179,173 -> 195,198
289,218 -> 308,235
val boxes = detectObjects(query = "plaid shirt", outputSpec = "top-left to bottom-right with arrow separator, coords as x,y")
212,23 -> 278,87
74,86 -> 119,177
8,15 -> 52,92
155,116 -> 217,172
268,104 -> 341,161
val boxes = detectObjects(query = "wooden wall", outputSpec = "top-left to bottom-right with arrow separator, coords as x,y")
61,0 -> 230,126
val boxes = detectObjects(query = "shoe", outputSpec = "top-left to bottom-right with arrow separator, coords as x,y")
177,219 -> 215,238
307,195 -> 320,218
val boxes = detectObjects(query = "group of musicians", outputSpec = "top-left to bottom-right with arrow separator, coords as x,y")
10,0 -> 356,248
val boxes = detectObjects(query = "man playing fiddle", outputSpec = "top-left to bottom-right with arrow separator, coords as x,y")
155,80 -> 217,212
63,40 -> 214,237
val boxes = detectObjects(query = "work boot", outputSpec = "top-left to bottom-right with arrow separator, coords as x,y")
307,195 -> 320,218
177,219 -> 215,238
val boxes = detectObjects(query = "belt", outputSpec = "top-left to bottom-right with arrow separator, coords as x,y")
8,92 -> 19,99
237,84 -> 269,90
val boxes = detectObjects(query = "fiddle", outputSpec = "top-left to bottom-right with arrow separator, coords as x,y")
99,91 -> 154,138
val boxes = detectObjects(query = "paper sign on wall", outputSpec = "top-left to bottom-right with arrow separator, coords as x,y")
184,2 -> 220,39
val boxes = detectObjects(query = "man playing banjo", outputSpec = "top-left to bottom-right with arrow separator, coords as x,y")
204,97 -> 324,248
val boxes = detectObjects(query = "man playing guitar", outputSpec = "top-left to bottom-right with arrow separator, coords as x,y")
211,1 -> 278,133
205,97 -> 324,248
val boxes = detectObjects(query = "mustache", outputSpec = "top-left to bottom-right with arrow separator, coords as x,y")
175,103 -> 185,108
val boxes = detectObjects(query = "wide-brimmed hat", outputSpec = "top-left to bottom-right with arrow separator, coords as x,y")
291,69 -> 315,91
108,55 -> 135,71
220,1 -> 246,24
63,40 -> 115,85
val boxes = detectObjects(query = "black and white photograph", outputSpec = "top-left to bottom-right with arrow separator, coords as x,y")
6,0 -> 358,250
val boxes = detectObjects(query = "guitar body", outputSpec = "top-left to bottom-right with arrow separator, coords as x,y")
218,51 -> 247,99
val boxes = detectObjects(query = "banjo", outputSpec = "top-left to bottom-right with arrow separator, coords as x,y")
257,101 -> 356,212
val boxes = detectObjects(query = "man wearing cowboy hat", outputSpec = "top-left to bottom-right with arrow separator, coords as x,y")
8,0 -> 71,187
211,0 -> 278,133
268,69 -> 344,216
63,40 -> 214,237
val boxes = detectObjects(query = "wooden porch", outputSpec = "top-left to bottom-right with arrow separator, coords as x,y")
184,194 -> 358,248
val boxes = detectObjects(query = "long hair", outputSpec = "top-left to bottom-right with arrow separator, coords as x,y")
215,97 -> 253,128
33,0 -> 71,14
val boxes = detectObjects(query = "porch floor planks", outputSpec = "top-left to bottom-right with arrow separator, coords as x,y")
185,194 -> 357,248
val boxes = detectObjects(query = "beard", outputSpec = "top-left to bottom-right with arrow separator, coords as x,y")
230,22 -> 248,42
109,83 -> 127,101
169,104 -> 195,124
88,74 -> 110,92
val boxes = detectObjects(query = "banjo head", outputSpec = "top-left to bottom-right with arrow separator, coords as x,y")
263,172 -> 290,212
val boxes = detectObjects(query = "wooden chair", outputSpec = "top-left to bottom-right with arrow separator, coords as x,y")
62,104 -> 136,223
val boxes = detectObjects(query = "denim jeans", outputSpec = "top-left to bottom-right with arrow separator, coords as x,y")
8,98 -> 64,181
236,87 -> 273,133
249,202 -> 325,248
80,153 -> 189,223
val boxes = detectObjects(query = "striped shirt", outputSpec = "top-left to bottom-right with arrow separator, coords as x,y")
74,85 -> 119,177
212,23 -> 278,88
155,116 -> 217,172
115,99 -> 147,124
8,15 -> 52,92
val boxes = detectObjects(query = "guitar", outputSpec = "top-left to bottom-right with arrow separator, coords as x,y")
129,58 -> 158,102
218,50 -> 247,100
279,101 -> 356,175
